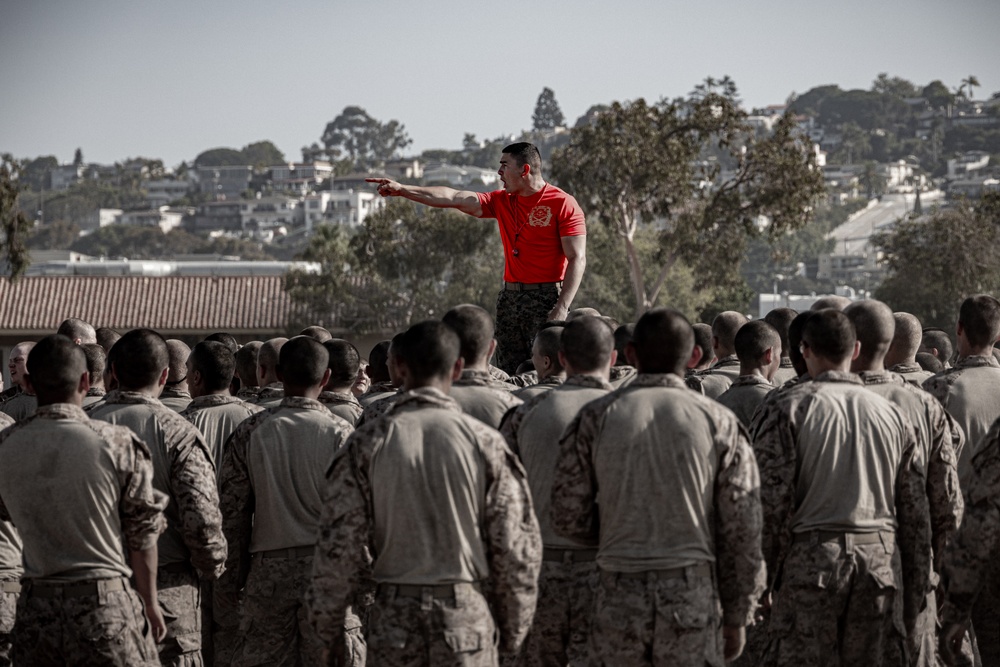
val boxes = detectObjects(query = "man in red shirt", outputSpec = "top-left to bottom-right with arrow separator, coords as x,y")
368,142 -> 586,374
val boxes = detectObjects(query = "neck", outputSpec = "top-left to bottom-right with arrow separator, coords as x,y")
807,358 -> 852,377
567,368 -> 608,382
284,385 -> 322,400
404,377 -> 452,393
738,365 -> 770,379
851,356 -> 885,373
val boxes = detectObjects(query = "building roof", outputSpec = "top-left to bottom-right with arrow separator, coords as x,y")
0,275 -> 293,336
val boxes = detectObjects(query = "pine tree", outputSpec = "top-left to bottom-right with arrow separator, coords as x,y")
532,88 -> 565,131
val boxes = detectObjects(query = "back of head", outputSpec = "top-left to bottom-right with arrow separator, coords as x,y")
763,307 -> 798,358
566,307 -> 601,322
959,294 -> 1000,349
442,304 -> 495,366
734,320 -> 780,367
613,324 -> 635,366
692,323 -> 714,365
533,327 -> 564,370
502,142 -> 542,172
802,310 -> 856,364
26,334 -> 87,404
57,317 -> 97,345
561,316 -> 615,373
887,312 -> 923,365
395,320 -> 461,384
204,332 -> 239,354
95,327 -> 121,353
787,311 -> 812,374
278,336 -> 329,389
299,325 -> 333,343
367,340 -> 392,383
81,343 -> 107,382
712,311 -> 748,355
632,308 -> 694,375
110,328 -> 168,390
811,295 -> 852,311
323,339 -> 361,388
235,341 -> 262,387
165,339 -> 192,383
916,352 -> 944,374
258,338 -> 288,371
920,328 -> 954,364
843,300 -> 894,364
190,341 -> 236,393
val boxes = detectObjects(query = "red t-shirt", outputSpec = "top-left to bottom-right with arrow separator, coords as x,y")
477,184 -> 586,283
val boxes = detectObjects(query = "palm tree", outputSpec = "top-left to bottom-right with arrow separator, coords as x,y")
961,75 -> 981,100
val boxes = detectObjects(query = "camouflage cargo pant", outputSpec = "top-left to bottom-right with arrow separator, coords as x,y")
515,558 -> 598,667
764,533 -> 907,666
589,565 -> 724,667
494,286 -> 559,375
0,580 -> 18,667
13,577 -> 159,666
368,582 -> 497,666
158,566 -> 204,667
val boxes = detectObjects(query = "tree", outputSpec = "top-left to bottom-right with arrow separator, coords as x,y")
874,193 -> 1000,329
961,75 -> 981,100
860,161 -> 886,198
28,219 -> 80,250
550,81 -> 826,318
835,122 -> 872,164
73,148 -> 84,167
241,141 -> 285,169
195,148 -> 246,168
922,80 -> 953,111
320,106 -> 412,170
871,73 -> 918,99
0,155 -> 34,279
574,104 -> 610,128
21,155 -> 58,191
532,87 -> 565,131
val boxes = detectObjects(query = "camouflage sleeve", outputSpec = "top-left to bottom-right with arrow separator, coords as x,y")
921,375 -> 949,407
940,421 -> 1000,626
498,405 -> 522,456
714,418 -> 767,627
550,408 -> 601,541
169,423 -> 226,579
926,406 -> 964,573
750,400 -> 797,589
894,425 -> 932,628
216,425 -> 254,598
480,427 -> 542,654
118,434 -> 168,551
307,430 -> 376,647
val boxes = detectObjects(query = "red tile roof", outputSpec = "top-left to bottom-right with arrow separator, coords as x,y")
0,276 -> 292,335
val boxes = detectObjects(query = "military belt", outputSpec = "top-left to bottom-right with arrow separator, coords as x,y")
794,530 -> 889,546
543,548 -> 597,563
257,545 -> 315,559
378,581 -> 482,601
503,281 -> 561,292
613,563 -> 713,581
27,577 -> 127,599
0,581 -> 21,594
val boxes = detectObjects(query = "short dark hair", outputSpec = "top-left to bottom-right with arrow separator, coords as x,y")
763,308 -> 797,358
734,321 -> 780,365
395,321 -> 460,383
165,340 -> 191,383
278,336 -> 329,388
112,329 -> 169,390
299,326 -> 333,343
81,343 -> 106,381
235,341 -> 262,387
632,308 -> 694,375
323,339 -> 361,387
57,317 -> 96,344
27,335 -> 87,403
533,327 -> 563,369
787,312 -> 811,373
920,328 -> 953,364
368,340 -> 392,383
844,300 -> 894,363
802,310 -> 856,363
258,338 -> 287,372
613,324 -> 634,365
190,341 -> 236,393
692,323 -> 714,362
502,142 -> 542,172
712,311 -> 748,352
442,305 -> 494,366
811,295 -> 852,311
561,316 -> 614,373
959,295 -> 1000,348
204,332 -> 239,354
95,327 -> 121,353
916,351 -> 944,373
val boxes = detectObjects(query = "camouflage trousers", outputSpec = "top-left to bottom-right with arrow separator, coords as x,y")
0,581 -> 18,667
13,577 -> 159,666
368,582 -> 497,666
514,558 -> 598,667
158,566 -> 204,667
764,534 -> 907,666
729,609 -> 770,667
494,286 -> 559,375
589,565 -> 724,667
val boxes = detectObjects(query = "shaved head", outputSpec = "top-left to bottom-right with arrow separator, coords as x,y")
165,339 -> 192,384
885,312 -> 923,367
632,308 -> 694,375
844,300 -> 894,368
560,316 -> 614,374
811,295 -> 852,311
764,308 -> 798,359
258,337 -> 288,385
711,311 -> 748,357
57,318 -> 97,345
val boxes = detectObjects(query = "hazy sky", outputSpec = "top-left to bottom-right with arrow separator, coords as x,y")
2,0 -> 998,168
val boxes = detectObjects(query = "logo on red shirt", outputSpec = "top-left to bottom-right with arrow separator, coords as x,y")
527,206 -> 553,228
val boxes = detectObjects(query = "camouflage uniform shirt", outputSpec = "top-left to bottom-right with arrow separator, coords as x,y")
318,389 -> 364,426
180,394 -> 263,477
717,374 -> 775,429
450,369 -> 523,429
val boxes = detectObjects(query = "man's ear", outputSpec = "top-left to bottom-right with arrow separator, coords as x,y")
452,357 -> 465,381
851,340 -> 862,361
78,371 -> 90,394
687,344 -> 703,370
319,367 -> 332,390
488,339 -> 498,362
157,367 -> 169,387
608,349 -> 618,367
763,347 -> 774,365
625,342 -> 639,369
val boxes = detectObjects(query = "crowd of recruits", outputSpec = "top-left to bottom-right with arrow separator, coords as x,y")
0,295 -> 998,667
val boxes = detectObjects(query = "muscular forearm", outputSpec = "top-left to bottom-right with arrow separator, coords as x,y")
552,255 -> 585,316
385,183 -> 481,215
130,545 -> 158,612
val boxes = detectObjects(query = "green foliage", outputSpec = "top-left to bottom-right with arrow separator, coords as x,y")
194,148 -> 245,168
286,200 -> 502,334
28,219 -> 80,250
574,104 -> 610,128
872,73 -> 919,99
532,87 -> 565,131
21,155 -> 58,191
73,148 -> 84,167
922,81 -> 953,110
320,106 -> 412,170
874,193 -> 1000,329
240,141 -> 285,169
551,79 -> 826,319
68,225 -> 274,260
0,155 -> 34,279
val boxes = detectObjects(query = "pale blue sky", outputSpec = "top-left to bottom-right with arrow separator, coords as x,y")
2,0 -> 997,168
